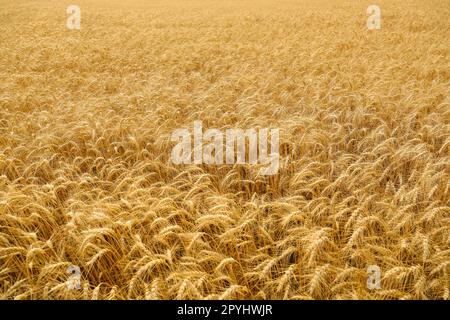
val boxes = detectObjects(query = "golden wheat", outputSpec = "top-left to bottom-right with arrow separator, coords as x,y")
0,0 -> 449,300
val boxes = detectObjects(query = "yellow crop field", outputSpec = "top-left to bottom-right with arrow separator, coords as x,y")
0,0 -> 448,300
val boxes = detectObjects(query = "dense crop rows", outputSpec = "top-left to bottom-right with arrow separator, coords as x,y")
0,0 -> 448,299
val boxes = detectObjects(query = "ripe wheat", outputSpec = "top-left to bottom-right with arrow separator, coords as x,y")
0,0 -> 449,300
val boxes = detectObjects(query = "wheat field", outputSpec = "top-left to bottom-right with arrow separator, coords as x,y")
0,0 -> 449,300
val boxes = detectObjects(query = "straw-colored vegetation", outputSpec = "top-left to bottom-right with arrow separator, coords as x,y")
0,0 -> 449,299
